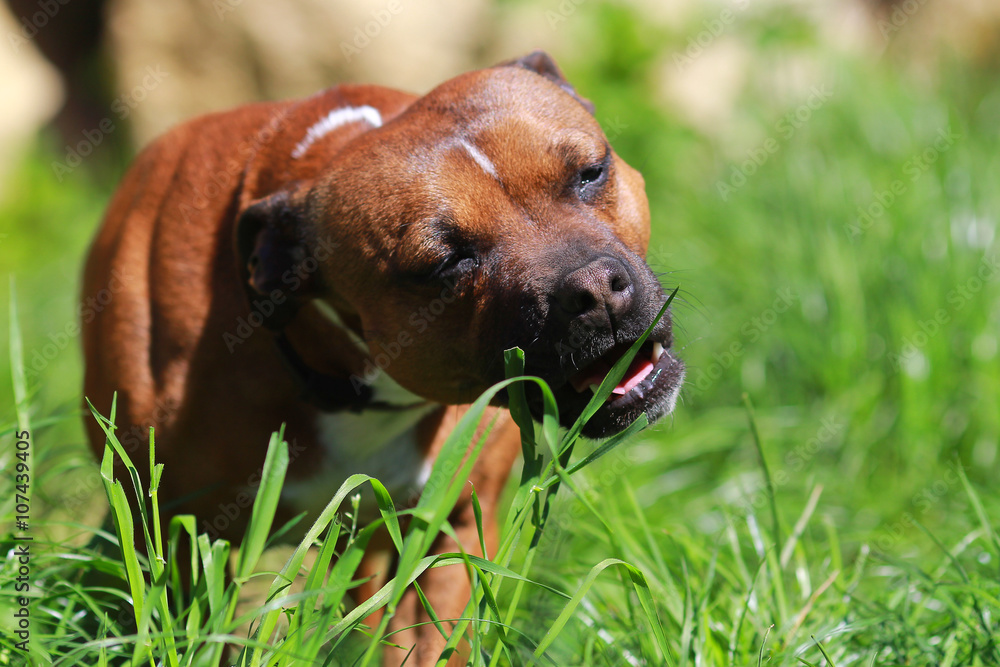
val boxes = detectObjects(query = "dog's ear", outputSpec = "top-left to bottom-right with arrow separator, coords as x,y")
235,186 -> 322,327
500,50 -> 595,115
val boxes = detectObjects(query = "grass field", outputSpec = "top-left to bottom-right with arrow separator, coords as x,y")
2,2 -> 1000,665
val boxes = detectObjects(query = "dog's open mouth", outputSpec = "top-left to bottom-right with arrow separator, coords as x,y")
538,335 -> 684,438
568,340 -> 667,398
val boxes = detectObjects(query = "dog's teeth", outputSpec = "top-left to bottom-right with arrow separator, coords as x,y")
589,384 -> 600,395
652,342 -> 664,363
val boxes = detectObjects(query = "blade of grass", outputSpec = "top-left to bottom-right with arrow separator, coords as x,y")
956,462 -> 1000,566
742,393 -> 781,552
528,557 -> 672,666
236,430 -> 289,580
781,484 -> 824,568
8,276 -> 30,432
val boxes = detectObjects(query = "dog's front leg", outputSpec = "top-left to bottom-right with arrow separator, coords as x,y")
385,506 -> 478,667
384,413 -> 520,667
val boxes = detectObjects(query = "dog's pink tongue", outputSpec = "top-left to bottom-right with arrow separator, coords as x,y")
612,356 -> 654,395
569,354 -> 655,396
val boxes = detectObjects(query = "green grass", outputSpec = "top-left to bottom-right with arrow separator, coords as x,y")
3,1 -> 1000,665
1,290 -> 676,665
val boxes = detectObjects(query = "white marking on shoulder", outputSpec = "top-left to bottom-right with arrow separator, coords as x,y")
459,138 -> 499,180
291,105 -> 383,159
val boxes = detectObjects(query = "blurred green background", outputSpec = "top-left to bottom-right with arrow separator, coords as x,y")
2,0 -> 999,662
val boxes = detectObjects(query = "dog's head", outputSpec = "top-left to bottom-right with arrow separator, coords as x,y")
237,52 -> 683,437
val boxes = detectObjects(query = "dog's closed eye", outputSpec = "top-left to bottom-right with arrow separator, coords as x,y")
402,219 -> 481,284
431,247 -> 479,281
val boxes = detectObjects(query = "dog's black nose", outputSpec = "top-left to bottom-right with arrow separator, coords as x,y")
554,256 -> 634,327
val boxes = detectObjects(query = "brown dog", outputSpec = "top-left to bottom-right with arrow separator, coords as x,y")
82,51 -> 684,664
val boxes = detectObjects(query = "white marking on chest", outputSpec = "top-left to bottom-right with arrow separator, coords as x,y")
291,105 -> 383,159
459,138 -> 499,180
281,369 -> 437,520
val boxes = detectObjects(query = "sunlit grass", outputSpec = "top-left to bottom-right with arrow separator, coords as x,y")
3,3 -> 1000,664
1,288 -> 680,665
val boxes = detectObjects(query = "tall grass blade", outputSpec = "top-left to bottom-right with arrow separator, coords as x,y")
529,558 -> 672,665
8,276 -> 30,432
236,430 -> 289,580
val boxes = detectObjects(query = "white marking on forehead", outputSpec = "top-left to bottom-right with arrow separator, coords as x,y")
458,138 -> 499,181
291,105 -> 383,159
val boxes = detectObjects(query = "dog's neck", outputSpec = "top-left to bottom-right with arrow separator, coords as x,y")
280,301 -> 439,522
274,299 -> 430,412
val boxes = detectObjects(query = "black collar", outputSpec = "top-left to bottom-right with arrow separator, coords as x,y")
272,330 -> 429,413
235,232 -> 428,413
